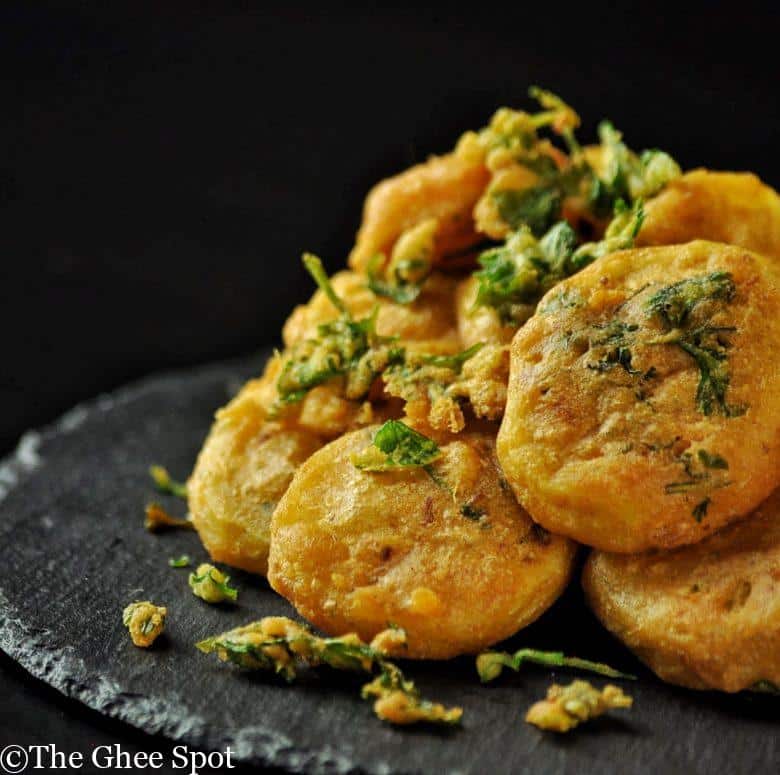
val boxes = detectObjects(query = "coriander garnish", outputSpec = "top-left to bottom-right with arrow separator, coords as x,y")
169,555 -> 192,568
646,272 -> 745,416
275,254 -> 402,405
351,420 -> 441,472
475,87 -> 678,237
366,218 -> 436,304
149,465 -> 188,498
474,200 -> 644,326
123,601 -> 167,648
189,563 -> 238,604
196,617 -> 461,726
476,648 -> 635,683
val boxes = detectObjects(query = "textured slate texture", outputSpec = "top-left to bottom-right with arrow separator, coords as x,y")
0,355 -> 776,775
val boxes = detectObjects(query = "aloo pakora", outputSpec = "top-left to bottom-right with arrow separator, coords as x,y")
497,241 -> 780,552
638,169 -> 780,260
268,423 -> 576,659
583,488 -> 780,692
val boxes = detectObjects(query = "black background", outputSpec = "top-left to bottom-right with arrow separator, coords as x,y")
1,3 -> 779,772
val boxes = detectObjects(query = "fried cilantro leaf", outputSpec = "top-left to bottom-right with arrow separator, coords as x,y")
570,198 -> 645,271
474,222 -> 577,324
351,420 -> 441,471
196,617 -> 461,726
646,272 -> 736,328
366,218 -> 436,304
123,601 -> 167,648
595,121 -> 681,208
474,200 -> 643,325
646,273 -> 745,416
493,186 -> 563,236
477,89 -> 678,235
476,648 -> 635,683
276,254 -> 402,404
189,563 -> 238,604
149,465 -> 188,498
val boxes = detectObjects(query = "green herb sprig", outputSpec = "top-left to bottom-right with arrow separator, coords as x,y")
351,420 -> 441,472
276,254 -> 402,405
197,618 -> 461,725
476,648 -> 636,683
149,465 -> 188,499
474,200 -> 644,325
646,273 -> 745,416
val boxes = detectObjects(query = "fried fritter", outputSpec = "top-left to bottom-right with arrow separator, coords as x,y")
187,375 -> 326,575
283,269 -> 462,356
348,152 -> 490,272
268,426 -> 576,659
497,241 -> 780,553
583,488 -> 780,692
638,169 -> 780,260
455,275 -> 518,348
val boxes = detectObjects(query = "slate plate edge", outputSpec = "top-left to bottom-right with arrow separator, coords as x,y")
0,357 -> 404,775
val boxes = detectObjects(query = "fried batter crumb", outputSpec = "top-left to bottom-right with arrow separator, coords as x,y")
188,563 -> 238,604
197,616 -> 461,725
525,680 -> 632,732
123,601 -> 167,648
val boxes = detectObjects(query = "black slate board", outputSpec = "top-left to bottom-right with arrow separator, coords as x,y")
0,354 -> 776,775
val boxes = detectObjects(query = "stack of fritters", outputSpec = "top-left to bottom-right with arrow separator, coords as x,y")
187,91 -> 780,690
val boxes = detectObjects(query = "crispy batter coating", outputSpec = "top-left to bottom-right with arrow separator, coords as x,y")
584,488 -> 780,692
283,269 -> 462,356
123,601 -> 167,648
268,426 -> 576,659
525,680 -> 632,732
638,169 -> 780,260
455,275 -> 518,348
348,152 -> 490,272
497,241 -> 780,552
188,374 -> 326,576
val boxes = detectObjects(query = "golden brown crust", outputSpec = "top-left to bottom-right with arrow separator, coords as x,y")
583,488 -> 780,692
348,153 -> 490,272
188,376 -> 325,576
454,275 -> 518,348
497,241 -> 780,552
283,270 -> 462,356
638,169 -> 780,260
268,426 -> 576,659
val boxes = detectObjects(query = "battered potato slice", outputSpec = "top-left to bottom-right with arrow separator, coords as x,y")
583,488 -> 780,692
637,169 -> 780,260
188,362 -> 398,575
348,152 -> 490,272
188,375 -> 325,575
283,269 -> 462,356
497,241 -> 780,553
268,426 -> 576,659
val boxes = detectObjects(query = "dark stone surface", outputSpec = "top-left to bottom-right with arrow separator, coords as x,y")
0,355 -> 776,775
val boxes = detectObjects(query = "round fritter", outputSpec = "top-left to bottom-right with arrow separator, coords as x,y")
348,152 -> 489,272
637,169 -> 780,260
188,350 -> 402,576
283,269 -> 461,355
583,487 -> 780,692
497,241 -> 780,553
188,376 -> 325,576
268,426 -> 576,659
